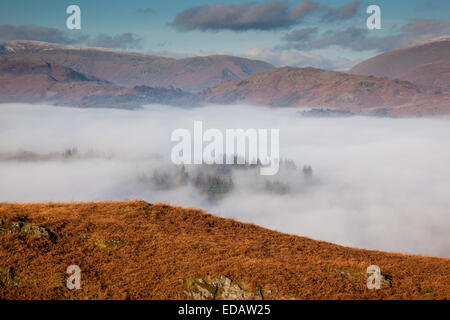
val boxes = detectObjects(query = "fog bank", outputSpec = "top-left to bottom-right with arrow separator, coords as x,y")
1,103 -> 450,257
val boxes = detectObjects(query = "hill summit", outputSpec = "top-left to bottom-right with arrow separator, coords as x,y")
0,201 -> 448,300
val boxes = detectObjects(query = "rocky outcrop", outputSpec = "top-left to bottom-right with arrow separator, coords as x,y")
0,267 -> 18,287
330,268 -> 393,288
182,275 -> 263,300
0,220 -> 55,240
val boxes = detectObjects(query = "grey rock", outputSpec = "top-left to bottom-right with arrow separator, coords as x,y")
0,221 -> 55,240
182,275 -> 263,300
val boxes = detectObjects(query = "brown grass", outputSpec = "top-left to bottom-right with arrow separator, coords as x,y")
0,201 -> 448,300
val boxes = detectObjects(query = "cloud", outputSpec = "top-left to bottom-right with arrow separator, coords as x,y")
290,0 -> 320,20
1,103 -> 449,257
281,19 -> 450,52
245,47 -> 358,71
87,32 -> 142,49
145,49 -> 192,59
322,0 -> 360,21
171,0 -> 359,32
282,27 -> 318,41
145,48 -> 224,59
0,24 -> 86,44
136,8 -> 155,14
415,0 -> 440,12
401,19 -> 450,35
0,24 -> 142,50
281,27 -> 376,51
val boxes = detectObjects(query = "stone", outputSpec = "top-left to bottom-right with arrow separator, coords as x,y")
0,267 -> 18,287
182,275 -> 263,300
0,220 -> 55,240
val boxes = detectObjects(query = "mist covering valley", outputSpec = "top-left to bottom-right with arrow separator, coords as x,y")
1,103 -> 450,257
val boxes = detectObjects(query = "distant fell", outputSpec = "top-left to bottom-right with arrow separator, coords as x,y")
350,36 -> 450,91
0,40 -> 274,92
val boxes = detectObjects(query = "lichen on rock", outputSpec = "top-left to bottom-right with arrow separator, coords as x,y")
0,220 -> 55,240
0,267 -> 19,287
182,275 -> 263,300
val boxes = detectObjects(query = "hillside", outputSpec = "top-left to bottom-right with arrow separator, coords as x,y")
0,57 -> 126,104
0,57 -> 200,107
0,40 -> 273,92
0,201 -> 448,300
350,36 -> 450,91
208,66 -> 450,116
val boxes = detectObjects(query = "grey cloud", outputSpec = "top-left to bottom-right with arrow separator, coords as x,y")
415,0 -> 439,12
281,19 -> 450,52
136,8 -> 155,14
0,24 -> 143,50
171,1 -> 305,31
0,24 -> 86,44
282,27 -> 318,41
290,0 -> 320,20
401,19 -> 450,35
87,33 -> 143,49
171,0 -> 358,32
245,47 -> 359,71
322,0 -> 360,21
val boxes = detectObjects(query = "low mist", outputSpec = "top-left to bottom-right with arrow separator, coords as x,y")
1,103 -> 450,257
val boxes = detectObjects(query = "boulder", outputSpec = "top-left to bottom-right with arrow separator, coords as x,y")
0,220 -> 55,240
182,275 -> 263,300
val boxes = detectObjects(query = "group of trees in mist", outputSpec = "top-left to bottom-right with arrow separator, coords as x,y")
137,157 -> 314,201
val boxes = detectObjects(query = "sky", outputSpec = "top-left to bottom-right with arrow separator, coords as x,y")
0,0 -> 449,70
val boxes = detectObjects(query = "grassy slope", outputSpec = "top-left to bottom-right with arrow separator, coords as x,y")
0,201 -> 448,300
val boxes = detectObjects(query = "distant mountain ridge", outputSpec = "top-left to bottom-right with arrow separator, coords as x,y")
350,36 -> 450,91
1,39 -> 449,116
0,40 -> 274,92
208,66 -> 450,116
0,57 -> 200,108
